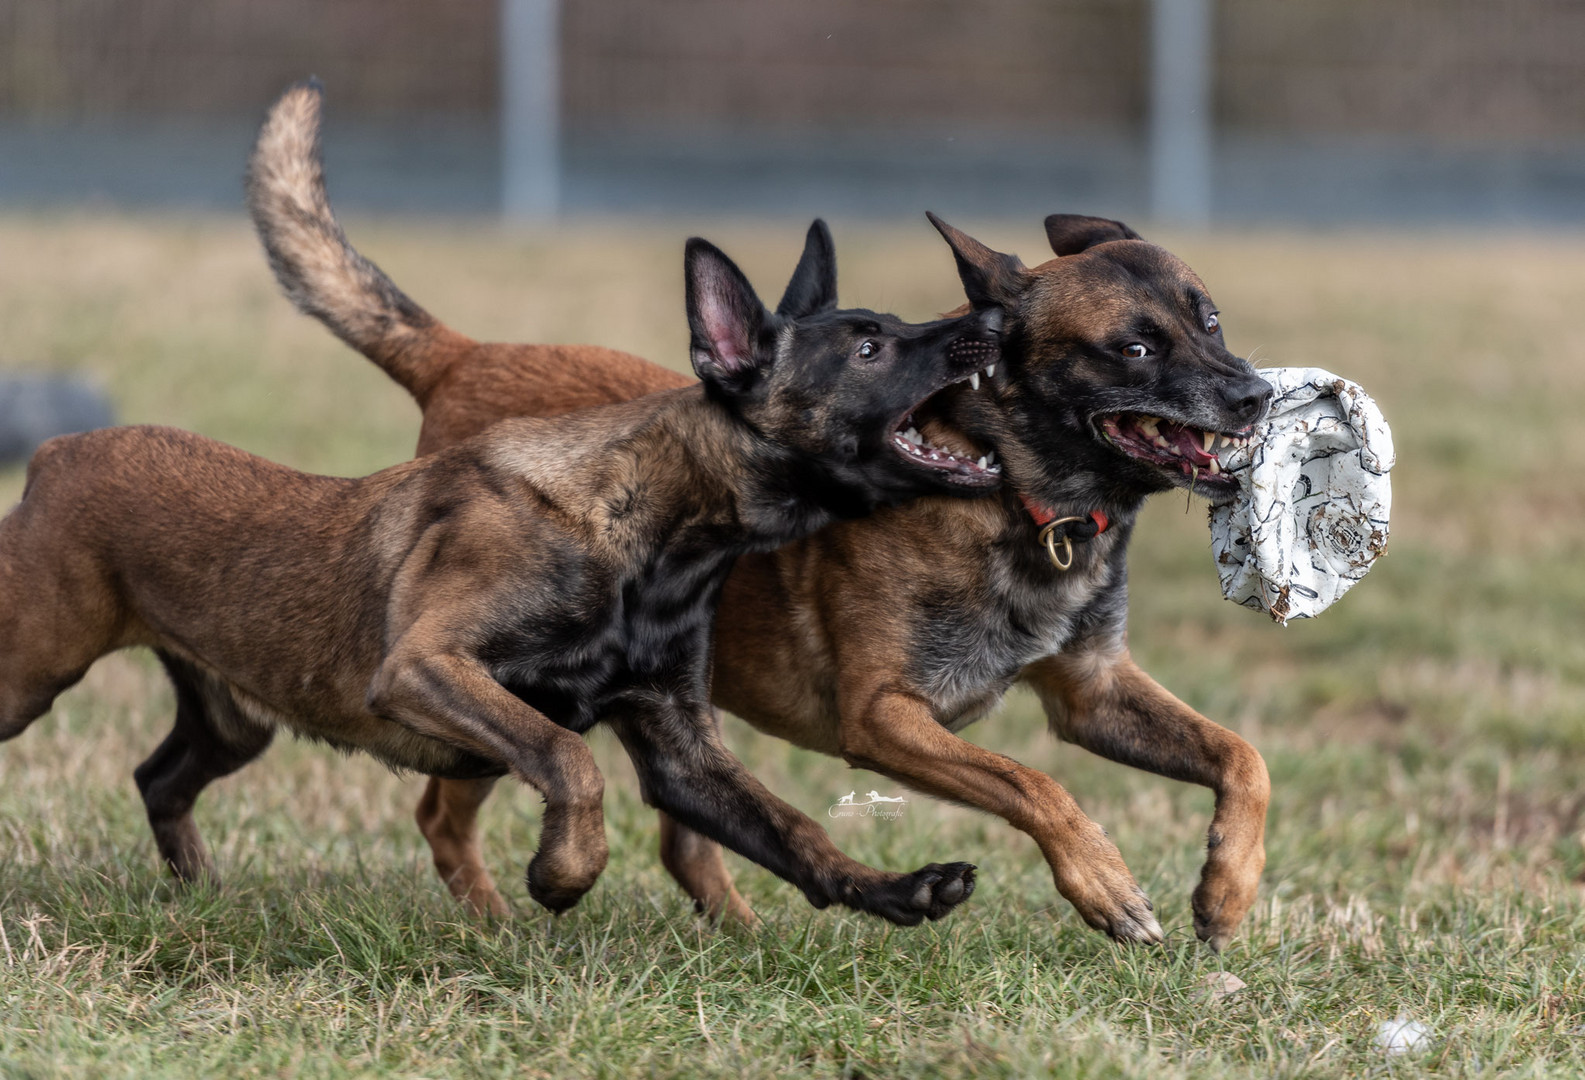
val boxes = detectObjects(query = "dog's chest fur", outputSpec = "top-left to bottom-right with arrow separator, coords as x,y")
907,525 -> 1127,730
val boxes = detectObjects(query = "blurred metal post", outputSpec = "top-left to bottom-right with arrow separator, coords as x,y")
501,0 -> 560,219
1150,0 -> 1213,226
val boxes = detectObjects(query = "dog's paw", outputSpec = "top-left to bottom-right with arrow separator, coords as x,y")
1099,886 -> 1164,944
525,862 -> 588,914
858,862 -> 978,925
525,847 -> 605,914
1057,863 -> 1163,944
1191,866 -> 1259,952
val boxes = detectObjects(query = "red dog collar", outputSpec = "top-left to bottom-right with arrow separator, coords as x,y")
1017,495 -> 1109,571
1018,494 -> 1109,535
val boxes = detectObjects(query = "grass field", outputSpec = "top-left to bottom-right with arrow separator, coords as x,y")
2,213 -> 1584,1079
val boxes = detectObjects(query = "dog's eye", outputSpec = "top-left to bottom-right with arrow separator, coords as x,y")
1121,343 -> 1149,359
856,340 -> 880,360
1205,312 -> 1220,333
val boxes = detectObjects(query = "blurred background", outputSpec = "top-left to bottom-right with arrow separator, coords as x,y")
3,6 -> 1585,1075
2,0 -> 1583,223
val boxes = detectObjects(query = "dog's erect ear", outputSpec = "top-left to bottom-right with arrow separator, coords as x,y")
686,238 -> 769,386
1042,214 -> 1143,256
926,212 -> 1027,309
775,219 -> 838,318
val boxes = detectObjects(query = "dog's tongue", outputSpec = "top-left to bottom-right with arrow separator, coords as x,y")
1169,424 -> 1218,467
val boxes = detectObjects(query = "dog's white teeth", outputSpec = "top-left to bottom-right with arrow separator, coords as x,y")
1152,435 -> 1171,450
1140,416 -> 1161,437
969,372 -> 980,391
985,451 -> 996,466
986,364 -> 996,378
976,455 -> 988,469
1202,431 -> 1216,454
1208,458 -> 1221,475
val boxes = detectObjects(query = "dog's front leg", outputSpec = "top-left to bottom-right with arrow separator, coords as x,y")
368,651 -> 608,913
1024,647 -> 1270,952
834,683 -> 1161,943
605,697 -> 976,926
656,707 -> 755,925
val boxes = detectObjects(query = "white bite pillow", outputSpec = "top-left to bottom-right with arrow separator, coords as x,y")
1209,367 -> 1394,624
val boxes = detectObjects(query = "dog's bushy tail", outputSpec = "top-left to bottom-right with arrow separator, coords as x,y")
246,80 -> 461,404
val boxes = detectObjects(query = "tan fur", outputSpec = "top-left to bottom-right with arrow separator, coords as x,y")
245,85 -> 1270,945
393,296 -> 1264,942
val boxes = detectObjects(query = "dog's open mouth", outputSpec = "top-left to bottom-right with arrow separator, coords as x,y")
1098,412 -> 1249,494
891,359 -> 1002,488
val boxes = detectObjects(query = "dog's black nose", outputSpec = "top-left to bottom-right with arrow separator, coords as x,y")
1221,375 -> 1272,427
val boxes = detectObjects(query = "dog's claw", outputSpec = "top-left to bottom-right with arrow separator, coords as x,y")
1058,855 -> 1162,945
1191,855 -> 1262,952
1109,892 -> 1165,944
1192,887 -> 1239,953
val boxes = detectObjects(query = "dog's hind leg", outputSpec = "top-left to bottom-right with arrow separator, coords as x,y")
413,779 -> 755,923
415,776 -> 510,917
1025,645 -> 1270,952
0,481 -> 127,743
133,653 -> 273,885
607,698 -> 976,927
658,811 -> 756,925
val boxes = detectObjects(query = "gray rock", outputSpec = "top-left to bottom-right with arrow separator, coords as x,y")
0,375 -> 117,464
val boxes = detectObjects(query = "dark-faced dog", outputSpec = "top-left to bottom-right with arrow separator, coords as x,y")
0,221 -> 1010,925
242,83 -> 1273,949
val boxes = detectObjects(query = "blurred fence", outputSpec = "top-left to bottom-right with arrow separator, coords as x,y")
2,0 -> 1583,221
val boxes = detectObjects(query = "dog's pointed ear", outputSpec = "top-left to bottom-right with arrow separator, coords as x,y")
775,219 -> 838,317
686,238 -> 769,387
926,212 -> 1026,309
1043,214 -> 1142,256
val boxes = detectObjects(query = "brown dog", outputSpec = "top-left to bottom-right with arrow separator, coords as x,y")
240,84 -> 1273,948
0,213 -> 1012,924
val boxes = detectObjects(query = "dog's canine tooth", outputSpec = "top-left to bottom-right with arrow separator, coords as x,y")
985,451 -> 996,466
986,364 -> 996,378
969,372 -> 980,391
1139,416 -> 1160,437
1209,458 -> 1221,475
1202,431 -> 1215,454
